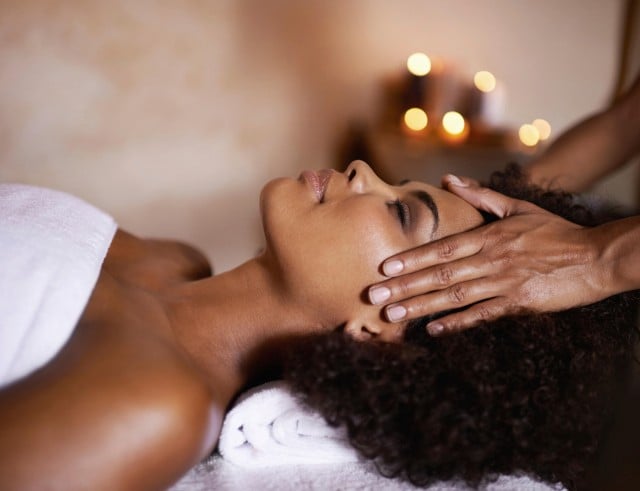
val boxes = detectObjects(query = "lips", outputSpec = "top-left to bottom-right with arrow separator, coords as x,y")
301,169 -> 333,202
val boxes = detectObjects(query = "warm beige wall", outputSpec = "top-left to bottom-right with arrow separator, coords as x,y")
0,0 -> 627,271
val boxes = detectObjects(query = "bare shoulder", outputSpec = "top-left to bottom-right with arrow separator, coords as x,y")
0,317 -> 224,491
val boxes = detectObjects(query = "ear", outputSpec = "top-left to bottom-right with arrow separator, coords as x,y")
344,318 -> 382,341
344,309 -> 404,342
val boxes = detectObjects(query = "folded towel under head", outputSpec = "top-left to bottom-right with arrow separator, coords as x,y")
218,380 -> 360,467
208,381 -> 563,489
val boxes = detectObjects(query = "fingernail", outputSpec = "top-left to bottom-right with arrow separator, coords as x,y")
368,286 -> 391,305
383,260 -> 403,276
427,322 -> 444,336
386,305 -> 407,322
445,174 -> 468,187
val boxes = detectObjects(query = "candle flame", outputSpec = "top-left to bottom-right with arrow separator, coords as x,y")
474,71 -> 497,92
519,124 -> 540,146
407,53 -> 431,76
532,119 -> 551,140
442,111 -> 466,135
404,108 -> 428,131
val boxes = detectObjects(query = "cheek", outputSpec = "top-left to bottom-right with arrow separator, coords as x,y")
288,211 -> 400,317
339,218 -> 396,276
260,189 -> 404,319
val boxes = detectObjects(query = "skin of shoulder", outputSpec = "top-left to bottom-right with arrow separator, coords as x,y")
0,233 -> 221,491
0,304 -> 221,490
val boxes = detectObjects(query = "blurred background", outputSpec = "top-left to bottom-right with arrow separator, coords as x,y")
0,0 -> 638,272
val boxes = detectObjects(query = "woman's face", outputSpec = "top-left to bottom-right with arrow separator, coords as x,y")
260,160 -> 484,340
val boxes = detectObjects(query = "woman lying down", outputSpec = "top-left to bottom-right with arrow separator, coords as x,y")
0,160 -> 637,490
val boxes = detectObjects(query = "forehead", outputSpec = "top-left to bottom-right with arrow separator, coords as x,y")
399,180 -> 484,240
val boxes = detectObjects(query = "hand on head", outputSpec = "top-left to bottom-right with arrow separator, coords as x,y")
369,174 -> 611,336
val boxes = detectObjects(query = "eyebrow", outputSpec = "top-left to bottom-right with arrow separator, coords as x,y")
399,179 -> 440,237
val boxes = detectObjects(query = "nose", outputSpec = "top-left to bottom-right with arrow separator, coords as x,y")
344,160 -> 390,195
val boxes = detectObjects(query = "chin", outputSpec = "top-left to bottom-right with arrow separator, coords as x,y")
259,177 -> 296,246
259,177 -> 287,216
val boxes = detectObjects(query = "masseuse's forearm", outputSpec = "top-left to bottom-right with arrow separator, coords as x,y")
592,215 -> 640,298
527,78 -> 640,192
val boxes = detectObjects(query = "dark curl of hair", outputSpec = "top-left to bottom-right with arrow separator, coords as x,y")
285,164 -> 640,490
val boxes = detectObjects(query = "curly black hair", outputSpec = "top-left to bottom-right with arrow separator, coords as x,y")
285,164 -> 640,490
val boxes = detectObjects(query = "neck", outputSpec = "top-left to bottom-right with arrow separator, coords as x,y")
164,254 -> 322,402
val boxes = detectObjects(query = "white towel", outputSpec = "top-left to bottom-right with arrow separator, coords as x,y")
171,456 -> 565,491
218,380 -> 360,467
0,184 -> 117,387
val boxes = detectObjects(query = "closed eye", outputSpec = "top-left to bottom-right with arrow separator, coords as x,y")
391,199 -> 410,228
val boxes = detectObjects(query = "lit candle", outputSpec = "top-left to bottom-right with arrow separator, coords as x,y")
439,111 -> 469,144
403,107 -> 429,132
519,123 -> 540,147
407,53 -> 432,76
532,118 -> 551,141
403,52 -> 433,109
466,71 -> 505,127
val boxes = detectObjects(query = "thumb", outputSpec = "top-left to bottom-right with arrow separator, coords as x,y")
442,174 -> 532,218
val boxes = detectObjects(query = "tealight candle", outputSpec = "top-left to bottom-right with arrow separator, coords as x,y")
407,53 -> 432,76
519,123 -> 540,147
403,107 -> 428,132
439,111 -> 469,144
532,118 -> 551,141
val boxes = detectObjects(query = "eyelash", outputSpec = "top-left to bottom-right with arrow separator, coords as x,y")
392,199 -> 410,228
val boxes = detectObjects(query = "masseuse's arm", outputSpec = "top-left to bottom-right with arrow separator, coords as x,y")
526,72 -> 640,192
370,176 -> 640,335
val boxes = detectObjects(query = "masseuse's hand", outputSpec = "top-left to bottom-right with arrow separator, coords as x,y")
369,175 -> 609,336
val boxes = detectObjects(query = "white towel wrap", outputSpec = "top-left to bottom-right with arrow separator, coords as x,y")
218,380 -> 360,467
0,184 -> 117,388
